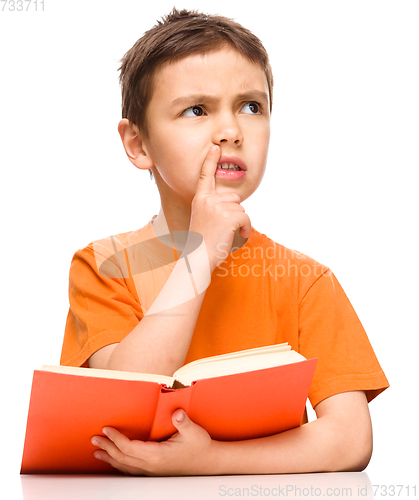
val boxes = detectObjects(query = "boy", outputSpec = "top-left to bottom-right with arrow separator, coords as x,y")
60,9 -> 389,475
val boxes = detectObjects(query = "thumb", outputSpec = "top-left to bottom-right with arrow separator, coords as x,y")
172,409 -> 192,433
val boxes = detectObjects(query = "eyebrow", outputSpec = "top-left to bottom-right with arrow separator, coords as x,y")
171,91 -> 270,108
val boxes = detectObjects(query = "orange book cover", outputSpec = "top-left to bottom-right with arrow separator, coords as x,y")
20,358 -> 316,474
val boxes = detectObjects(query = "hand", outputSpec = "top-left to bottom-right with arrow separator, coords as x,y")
91,409 -> 218,476
188,145 -> 251,272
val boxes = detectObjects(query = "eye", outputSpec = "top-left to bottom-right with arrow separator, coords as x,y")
182,105 -> 206,117
241,102 -> 261,115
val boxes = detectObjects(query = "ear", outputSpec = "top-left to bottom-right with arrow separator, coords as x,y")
118,119 -> 154,171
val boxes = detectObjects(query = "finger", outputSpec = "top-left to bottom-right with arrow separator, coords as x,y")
171,409 -> 206,441
195,145 -> 221,196
217,210 -> 250,238
95,428 -> 164,463
102,427 -> 158,460
101,427 -> 136,456
94,449 -> 147,476
171,409 -> 194,436
216,202 -> 245,212
218,192 -> 242,204
92,433 -> 155,474
236,212 -> 252,239
92,433 -> 135,464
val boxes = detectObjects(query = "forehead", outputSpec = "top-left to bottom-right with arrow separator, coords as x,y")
151,48 -> 269,102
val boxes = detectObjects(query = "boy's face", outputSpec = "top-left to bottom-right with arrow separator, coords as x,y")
141,47 -> 270,207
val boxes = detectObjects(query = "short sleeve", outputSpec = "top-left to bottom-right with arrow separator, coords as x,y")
60,245 -> 144,367
298,269 -> 389,408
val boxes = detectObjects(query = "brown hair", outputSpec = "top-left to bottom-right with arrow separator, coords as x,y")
119,8 -> 274,179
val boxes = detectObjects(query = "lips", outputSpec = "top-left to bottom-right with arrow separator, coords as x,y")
217,155 -> 247,171
215,155 -> 247,181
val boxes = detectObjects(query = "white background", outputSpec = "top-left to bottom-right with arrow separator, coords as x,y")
1,0 -> 418,497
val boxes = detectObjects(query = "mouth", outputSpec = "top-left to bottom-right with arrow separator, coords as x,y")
216,155 -> 247,172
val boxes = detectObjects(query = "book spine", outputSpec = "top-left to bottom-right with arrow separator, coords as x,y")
148,384 -> 194,441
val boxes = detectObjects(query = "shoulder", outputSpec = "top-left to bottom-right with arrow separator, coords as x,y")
70,228 -> 142,280
252,229 -> 332,302
83,228 -> 140,257
253,228 -> 329,272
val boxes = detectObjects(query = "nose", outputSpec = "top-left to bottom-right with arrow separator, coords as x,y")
212,112 -> 244,146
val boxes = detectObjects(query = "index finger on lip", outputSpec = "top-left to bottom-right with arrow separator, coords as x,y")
195,145 -> 221,195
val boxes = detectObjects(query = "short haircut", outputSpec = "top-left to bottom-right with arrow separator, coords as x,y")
119,8 -> 274,179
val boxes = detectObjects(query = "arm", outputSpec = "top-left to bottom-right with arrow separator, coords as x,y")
89,144 -> 251,376
89,249 -> 210,375
210,390 -> 373,474
91,390 -> 373,475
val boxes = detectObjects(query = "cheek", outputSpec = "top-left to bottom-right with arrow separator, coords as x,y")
246,124 -> 270,161
154,125 -> 207,165
179,127 -> 208,154
169,132 -> 209,174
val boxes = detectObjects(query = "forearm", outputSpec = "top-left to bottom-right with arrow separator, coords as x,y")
105,241 -> 212,375
209,412 -> 372,475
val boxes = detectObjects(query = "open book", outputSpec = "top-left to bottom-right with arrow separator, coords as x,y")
21,343 -> 316,474
42,342 -> 308,388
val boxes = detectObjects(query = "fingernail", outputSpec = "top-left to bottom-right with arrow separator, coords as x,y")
211,145 -> 218,153
176,410 -> 185,422
102,428 -> 108,436
94,452 -> 102,460
91,438 -> 99,446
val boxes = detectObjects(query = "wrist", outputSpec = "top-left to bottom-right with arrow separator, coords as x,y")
181,238 -> 215,281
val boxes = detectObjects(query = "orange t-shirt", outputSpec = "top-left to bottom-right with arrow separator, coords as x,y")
60,217 -> 389,408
